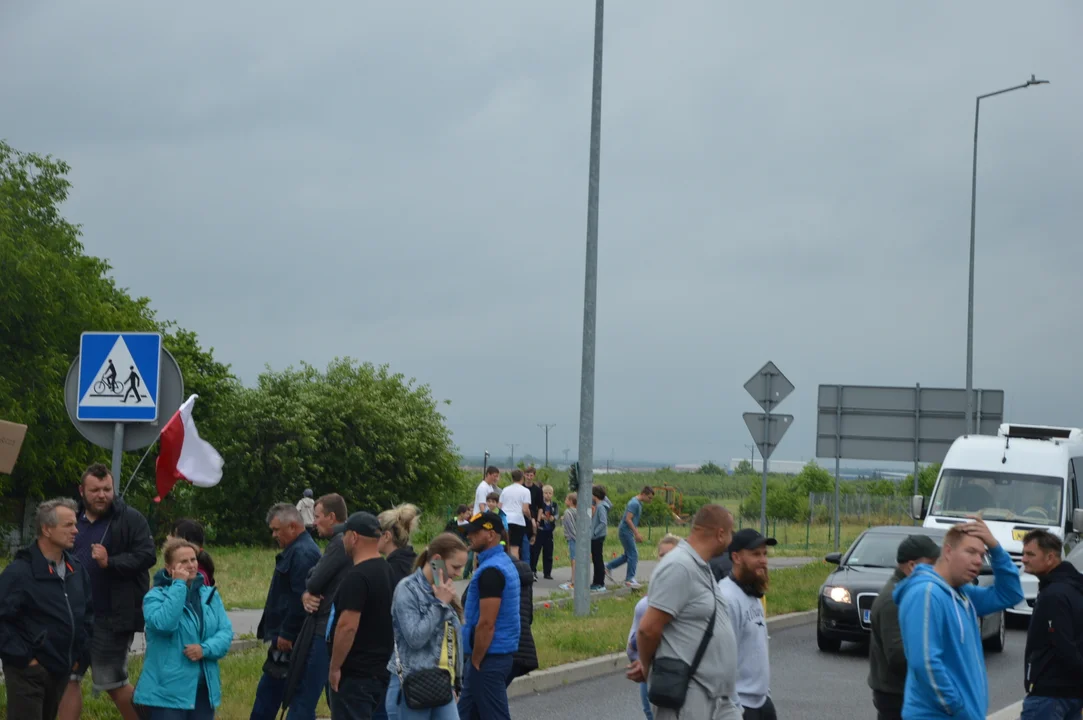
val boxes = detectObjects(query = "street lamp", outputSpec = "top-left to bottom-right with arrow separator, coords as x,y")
966,75 -> 1048,434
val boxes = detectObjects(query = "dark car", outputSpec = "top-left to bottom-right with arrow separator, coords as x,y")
817,525 -> 1005,653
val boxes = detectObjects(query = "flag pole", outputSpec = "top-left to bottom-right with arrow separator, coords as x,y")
121,438 -> 159,498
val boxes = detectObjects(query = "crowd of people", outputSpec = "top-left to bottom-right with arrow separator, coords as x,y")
3,462 -> 1082,720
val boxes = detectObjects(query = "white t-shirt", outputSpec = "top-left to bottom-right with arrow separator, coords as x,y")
474,480 -> 497,515
500,483 -> 532,527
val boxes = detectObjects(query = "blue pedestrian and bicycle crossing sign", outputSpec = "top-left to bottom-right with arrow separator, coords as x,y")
77,332 -> 163,422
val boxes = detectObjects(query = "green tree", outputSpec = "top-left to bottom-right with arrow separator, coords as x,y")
791,460 -> 834,496
0,141 -> 158,499
902,463 -> 941,498
700,461 -> 725,476
735,459 -> 754,475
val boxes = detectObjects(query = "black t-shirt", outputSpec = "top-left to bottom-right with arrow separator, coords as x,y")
528,484 -> 544,521
477,567 -> 506,598
330,557 -> 394,679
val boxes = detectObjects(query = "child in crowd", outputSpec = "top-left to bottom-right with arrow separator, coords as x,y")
532,485 -> 558,580
486,491 -> 509,530
591,485 -> 611,592
559,493 -> 578,591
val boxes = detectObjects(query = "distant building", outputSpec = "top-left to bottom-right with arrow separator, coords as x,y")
730,459 -> 806,475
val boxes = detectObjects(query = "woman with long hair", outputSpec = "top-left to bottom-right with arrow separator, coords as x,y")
169,518 -> 215,587
134,538 -> 233,719
378,503 -> 421,588
385,532 -> 468,720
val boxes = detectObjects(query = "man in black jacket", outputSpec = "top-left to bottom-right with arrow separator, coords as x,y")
867,534 -> 941,720
60,463 -> 156,720
1020,529 -> 1083,720
0,498 -> 93,720
251,502 -> 322,720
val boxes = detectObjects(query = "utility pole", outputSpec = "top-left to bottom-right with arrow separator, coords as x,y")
537,423 -> 556,467
575,0 -> 604,618
562,448 -> 570,464
744,444 -> 756,470
506,443 -> 518,467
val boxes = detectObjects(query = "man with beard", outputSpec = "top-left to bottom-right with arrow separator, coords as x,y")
719,529 -> 777,720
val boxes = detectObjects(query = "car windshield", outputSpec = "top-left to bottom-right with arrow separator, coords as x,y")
843,533 -> 930,569
930,468 -> 1063,525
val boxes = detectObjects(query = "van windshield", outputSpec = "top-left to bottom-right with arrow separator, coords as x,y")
930,468 -> 1063,525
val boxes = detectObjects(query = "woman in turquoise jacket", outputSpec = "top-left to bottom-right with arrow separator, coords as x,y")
135,538 -> 234,719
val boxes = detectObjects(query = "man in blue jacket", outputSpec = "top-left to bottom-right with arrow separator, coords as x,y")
251,502 -> 322,720
457,511 -> 521,720
895,518 -> 1024,720
0,498 -> 93,720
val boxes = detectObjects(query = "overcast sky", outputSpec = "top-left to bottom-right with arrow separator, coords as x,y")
4,1 -> 1082,467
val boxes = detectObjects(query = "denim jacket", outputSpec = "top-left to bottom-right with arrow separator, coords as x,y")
388,569 -> 464,688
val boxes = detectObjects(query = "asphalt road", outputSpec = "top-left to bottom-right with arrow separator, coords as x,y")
510,622 -> 1028,720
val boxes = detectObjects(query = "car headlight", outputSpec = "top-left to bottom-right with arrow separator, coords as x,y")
822,586 -> 853,604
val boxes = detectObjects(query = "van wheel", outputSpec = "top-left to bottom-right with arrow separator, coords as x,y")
817,626 -> 841,653
983,612 -> 1005,653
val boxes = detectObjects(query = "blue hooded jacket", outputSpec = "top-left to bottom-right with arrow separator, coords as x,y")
134,570 -> 233,710
893,544 -> 1023,720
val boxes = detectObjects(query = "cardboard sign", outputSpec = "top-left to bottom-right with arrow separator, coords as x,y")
0,420 -> 28,474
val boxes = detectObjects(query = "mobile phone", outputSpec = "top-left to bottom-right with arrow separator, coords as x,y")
430,558 -> 447,585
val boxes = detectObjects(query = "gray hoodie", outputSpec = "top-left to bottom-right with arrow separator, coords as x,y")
591,498 -> 612,540
718,575 -> 770,710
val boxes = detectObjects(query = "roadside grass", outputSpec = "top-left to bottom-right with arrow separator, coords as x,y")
0,563 -> 830,718
0,649 -> 330,720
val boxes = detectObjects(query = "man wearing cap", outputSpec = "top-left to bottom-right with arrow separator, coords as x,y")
867,534 -> 940,720
327,512 -> 394,720
718,529 -> 778,720
457,511 -> 521,720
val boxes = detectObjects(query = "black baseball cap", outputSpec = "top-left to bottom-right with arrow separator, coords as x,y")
728,529 -> 778,554
465,511 -> 503,534
332,511 -> 382,538
896,535 -> 941,563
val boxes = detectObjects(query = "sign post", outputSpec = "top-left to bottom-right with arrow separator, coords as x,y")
65,332 -> 184,496
743,362 -> 794,535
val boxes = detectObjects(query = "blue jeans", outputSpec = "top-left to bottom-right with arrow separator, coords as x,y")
385,673 -> 459,720
520,533 -> 531,566
607,530 -> 639,581
1021,695 -> 1083,719
290,633 -> 330,719
639,682 -> 653,720
149,679 -> 215,720
457,653 -> 513,720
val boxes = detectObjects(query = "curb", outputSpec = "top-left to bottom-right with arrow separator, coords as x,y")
987,700 -> 1022,720
507,609 -> 817,699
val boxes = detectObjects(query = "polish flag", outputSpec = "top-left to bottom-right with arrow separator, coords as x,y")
154,394 -> 224,502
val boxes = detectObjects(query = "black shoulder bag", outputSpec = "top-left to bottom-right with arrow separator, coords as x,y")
647,576 -> 718,710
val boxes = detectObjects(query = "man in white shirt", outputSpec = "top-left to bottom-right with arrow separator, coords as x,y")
474,466 -> 501,516
499,469 -> 532,560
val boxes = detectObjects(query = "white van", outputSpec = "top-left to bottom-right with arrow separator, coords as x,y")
911,423 -> 1083,618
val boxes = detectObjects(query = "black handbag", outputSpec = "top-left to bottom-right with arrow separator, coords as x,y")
647,574 -> 718,710
396,622 -> 456,710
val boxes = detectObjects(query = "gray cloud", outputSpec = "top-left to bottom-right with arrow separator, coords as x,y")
3,0 -> 1082,466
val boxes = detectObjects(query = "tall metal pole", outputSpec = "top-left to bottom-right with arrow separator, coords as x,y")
111,423 -> 125,496
575,0 -> 604,618
966,76 -> 1048,434
538,424 -> 556,467
760,376 -> 772,535
506,443 -> 518,467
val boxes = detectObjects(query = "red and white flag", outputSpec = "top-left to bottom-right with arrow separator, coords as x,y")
154,394 -> 224,502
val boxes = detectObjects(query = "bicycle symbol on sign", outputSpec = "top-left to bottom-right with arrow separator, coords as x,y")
90,359 -> 143,403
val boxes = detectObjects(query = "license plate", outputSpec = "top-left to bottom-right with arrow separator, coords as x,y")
863,609 -> 871,623
1012,529 -> 1029,541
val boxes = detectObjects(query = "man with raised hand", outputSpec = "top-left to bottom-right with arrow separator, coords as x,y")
895,518 -> 1023,720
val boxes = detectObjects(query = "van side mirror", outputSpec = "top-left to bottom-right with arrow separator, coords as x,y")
1071,509 -> 1083,534
910,495 -> 926,521
825,552 -> 842,565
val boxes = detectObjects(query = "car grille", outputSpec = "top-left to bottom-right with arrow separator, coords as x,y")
857,592 -> 878,630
